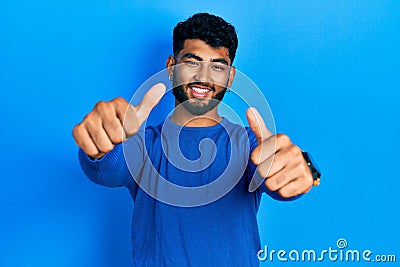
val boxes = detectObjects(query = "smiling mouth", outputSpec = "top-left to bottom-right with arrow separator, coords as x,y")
188,84 -> 213,98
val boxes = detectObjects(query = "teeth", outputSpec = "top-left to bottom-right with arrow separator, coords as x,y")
192,87 -> 209,93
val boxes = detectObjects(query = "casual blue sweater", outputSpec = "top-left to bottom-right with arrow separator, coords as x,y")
79,118 -> 297,266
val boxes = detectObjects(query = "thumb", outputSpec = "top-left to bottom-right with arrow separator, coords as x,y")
246,107 -> 273,144
135,83 -> 166,126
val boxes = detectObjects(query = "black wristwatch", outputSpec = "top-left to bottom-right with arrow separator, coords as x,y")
301,151 -> 321,186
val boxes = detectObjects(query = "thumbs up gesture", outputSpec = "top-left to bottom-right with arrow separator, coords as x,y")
246,107 -> 313,198
73,83 -> 166,159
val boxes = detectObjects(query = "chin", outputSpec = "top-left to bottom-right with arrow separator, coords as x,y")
173,84 -> 227,115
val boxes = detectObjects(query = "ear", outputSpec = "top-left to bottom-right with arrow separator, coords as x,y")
166,56 -> 175,78
227,66 -> 236,88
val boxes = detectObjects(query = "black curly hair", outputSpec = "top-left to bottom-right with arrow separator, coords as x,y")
173,13 -> 238,64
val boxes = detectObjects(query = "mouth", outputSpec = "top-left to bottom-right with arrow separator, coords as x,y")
188,84 -> 213,98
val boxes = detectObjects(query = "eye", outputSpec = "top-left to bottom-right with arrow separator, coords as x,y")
211,64 -> 226,71
185,61 -> 199,67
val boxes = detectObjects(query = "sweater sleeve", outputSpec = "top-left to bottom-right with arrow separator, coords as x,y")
78,143 -> 133,187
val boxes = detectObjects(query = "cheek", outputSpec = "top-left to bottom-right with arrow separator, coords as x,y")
213,84 -> 226,93
174,68 -> 195,85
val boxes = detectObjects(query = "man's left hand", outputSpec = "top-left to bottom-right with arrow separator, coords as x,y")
246,107 -> 313,198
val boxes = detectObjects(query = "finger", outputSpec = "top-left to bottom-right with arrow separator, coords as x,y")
250,136 -> 276,165
264,166 -> 299,192
246,107 -> 273,144
112,98 -> 139,138
103,116 -> 126,144
256,146 -> 290,178
123,104 -> 140,138
255,153 -> 277,178
247,139 -> 276,192
135,83 -> 166,126
73,125 -> 101,158
278,178 -> 312,198
86,120 -> 114,154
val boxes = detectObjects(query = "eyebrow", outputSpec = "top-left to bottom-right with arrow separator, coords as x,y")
180,53 -> 229,65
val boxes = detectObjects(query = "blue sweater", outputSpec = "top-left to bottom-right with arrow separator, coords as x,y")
79,118 -> 297,266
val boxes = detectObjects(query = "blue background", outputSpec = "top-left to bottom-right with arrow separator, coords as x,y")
1,1 -> 399,266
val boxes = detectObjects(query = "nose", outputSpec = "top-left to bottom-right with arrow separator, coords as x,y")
194,63 -> 211,83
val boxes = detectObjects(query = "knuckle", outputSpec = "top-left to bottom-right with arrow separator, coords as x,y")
102,143 -> 114,153
297,162 -> 307,173
279,189 -> 292,198
113,97 -> 128,109
109,132 -> 124,144
126,124 -> 139,137
265,175 -> 280,191
95,100 -> 106,110
279,174 -> 288,190
292,145 -> 302,155
298,177 -> 312,194
115,96 -> 127,104
84,111 -> 96,123
295,155 -> 309,173
72,124 -> 81,138
85,147 -> 97,157
277,134 -> 291,145
305,174 -> 314,188
304,182 -> 313,193
79,141 -> 98,157
286,145 -> 302,161
257,164 -> 269,178
96,139 -> 113,153
265,179 -> 277,191
269,152 -> 279,167
94,101 -> 113,114
86,123 -> 102,142
278,186 -> 294,198
80,110 -> 96,125
72,125 -> 86,147
250,150 -> 261,165
85,117 -> 99,132
109,120 -> 120,131
86,150 -> 101,159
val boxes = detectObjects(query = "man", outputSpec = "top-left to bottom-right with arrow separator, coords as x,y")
73,13 -> 319,266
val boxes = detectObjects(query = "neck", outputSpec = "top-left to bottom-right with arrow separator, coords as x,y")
170,101 -> 222,127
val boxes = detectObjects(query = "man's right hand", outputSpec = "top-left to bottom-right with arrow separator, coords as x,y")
72,83 -> 166,159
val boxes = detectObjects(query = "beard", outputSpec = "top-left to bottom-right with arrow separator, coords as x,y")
172,83 -> 227,116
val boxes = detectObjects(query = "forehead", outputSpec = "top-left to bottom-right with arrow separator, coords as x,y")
177,39 -> 231,64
